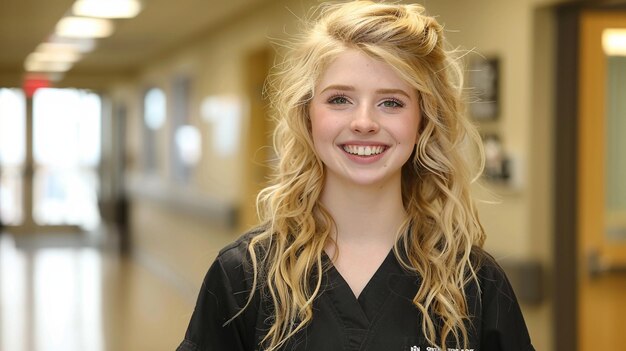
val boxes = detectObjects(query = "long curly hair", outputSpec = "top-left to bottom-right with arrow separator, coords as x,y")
240,2 -> 486,349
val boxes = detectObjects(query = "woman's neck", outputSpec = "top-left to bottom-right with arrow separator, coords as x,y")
320,176 -> 407,250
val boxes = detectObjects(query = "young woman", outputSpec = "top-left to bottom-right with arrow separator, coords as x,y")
178,2 -> 534,350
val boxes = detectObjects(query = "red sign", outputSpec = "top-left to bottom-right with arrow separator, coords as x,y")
23,74 -> 51,98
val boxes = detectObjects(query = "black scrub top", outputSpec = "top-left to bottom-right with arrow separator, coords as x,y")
177,231 -> 535,351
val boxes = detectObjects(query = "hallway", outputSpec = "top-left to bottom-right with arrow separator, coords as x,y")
3,0 -> 626,350
0,231 -> 193,351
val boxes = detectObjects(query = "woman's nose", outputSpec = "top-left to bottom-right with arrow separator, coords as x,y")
350,106 -> 379,134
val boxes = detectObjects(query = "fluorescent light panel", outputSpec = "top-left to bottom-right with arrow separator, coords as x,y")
24,60 -> 73,73
603,29 -> 626,56
55,17 -> 114,38
48,35 -> 96,53
73,0 -> 142,19
34,44 -> 82,62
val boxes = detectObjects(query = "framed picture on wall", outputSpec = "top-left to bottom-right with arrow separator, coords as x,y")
468,57 -> 499,120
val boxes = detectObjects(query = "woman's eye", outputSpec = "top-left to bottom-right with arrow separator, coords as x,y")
328,95 -> 349,104
381,99 -> 404,108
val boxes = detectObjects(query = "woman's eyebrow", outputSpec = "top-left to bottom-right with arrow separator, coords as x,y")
320,84 -> 355,94
376,88 -> 411,99
319,85 -> 411,99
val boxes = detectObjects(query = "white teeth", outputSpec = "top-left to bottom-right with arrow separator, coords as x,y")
342,145 -> 385,156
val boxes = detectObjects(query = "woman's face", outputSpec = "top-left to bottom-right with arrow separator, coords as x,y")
309,49 -> 421,189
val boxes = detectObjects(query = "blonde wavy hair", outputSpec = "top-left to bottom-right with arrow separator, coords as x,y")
241,1 -> 486,349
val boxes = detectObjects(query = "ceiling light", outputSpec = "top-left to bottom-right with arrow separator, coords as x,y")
602,29 -> 626,56
34,44 -> 82,62
27,53 -> 80,66
55,16 -> 114,38
73,0 -> 142,19
48,35 -> 96,53
24,59 -> 73,73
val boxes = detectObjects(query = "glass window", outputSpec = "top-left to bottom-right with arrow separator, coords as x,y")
142,87 -> 166,173
144,88 -> 166,130
174,125 -> 201,166
32,88 -> 101,229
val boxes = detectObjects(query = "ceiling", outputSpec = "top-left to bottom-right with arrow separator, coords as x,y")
0,0 -> 267,80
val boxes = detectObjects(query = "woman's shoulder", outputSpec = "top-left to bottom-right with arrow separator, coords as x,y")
201,226 -> 268,304
468,249 -> 535,349
469,246 -> 520,303
214,226 -> 267,275
470,246 -> 505,276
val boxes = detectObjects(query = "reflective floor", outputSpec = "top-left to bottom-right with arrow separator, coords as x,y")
0,232 -> 192,351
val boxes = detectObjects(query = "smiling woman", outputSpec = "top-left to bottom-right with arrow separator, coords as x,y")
177,2 -> 535,351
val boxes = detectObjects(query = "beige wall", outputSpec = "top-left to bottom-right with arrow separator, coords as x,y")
113,0 -> 321,310
113,1 -> 568,350
421,2 -> 563,350
423,0 -> 533,259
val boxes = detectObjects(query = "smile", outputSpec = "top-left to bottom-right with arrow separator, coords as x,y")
341,144 -> 387,156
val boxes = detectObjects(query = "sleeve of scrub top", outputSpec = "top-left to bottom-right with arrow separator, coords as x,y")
176,248 -> 257,351
479,255 -> 536,351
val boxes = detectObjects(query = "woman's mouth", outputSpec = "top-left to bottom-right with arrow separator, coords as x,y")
341,144 -> 387,156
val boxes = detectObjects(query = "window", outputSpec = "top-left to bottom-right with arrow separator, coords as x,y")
142,87 -> 166,173
32,88 -> 101,229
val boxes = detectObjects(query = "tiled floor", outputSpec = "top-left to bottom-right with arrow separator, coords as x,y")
0,232 -> 193,351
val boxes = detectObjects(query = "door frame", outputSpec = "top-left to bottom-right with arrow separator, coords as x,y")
554,5 -> 579,350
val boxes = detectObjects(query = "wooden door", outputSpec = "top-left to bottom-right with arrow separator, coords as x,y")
578,10 -> 626,349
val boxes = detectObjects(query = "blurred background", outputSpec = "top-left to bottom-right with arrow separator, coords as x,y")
0,0 -> 625,350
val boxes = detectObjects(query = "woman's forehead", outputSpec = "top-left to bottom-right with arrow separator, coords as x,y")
314,49 -> 418,97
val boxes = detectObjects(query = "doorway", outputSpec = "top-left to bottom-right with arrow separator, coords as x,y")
577,9 -> 626,349
554,5 -> 626,350
0,87 -> 102,235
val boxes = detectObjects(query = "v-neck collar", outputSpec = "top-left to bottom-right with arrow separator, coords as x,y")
322,249 -> 396,328
312,248 -> 423,351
